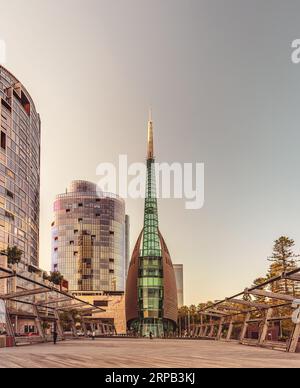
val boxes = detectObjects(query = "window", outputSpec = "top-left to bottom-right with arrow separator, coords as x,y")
82,275 -> 92,280
24,325 -> 35,334
1,132 -> 6,150
138,278 -> 163,287
6,169 -> 14,179
66,209 -> 71,213
5,211 -> 14,220
6,190 -> 14,199
94,300 -> 108,307
78,203 -> 83,207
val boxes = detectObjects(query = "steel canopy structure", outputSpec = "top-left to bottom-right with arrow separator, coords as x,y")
0,266 -> 115,345
185,267 -> 300,353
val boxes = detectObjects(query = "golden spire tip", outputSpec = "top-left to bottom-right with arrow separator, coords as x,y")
147,110 -> 154,159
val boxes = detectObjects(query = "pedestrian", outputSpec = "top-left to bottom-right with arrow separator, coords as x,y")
53,323 -> 58,345
149,331 -> 153,340
92,330 -> 96,340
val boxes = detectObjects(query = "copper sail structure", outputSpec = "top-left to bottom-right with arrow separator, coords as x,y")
126,115 -> 178,337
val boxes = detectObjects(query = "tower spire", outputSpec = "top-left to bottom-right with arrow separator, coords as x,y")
142,113 -> 161,257
125,114 -> 179,338
147,109 -> 154,160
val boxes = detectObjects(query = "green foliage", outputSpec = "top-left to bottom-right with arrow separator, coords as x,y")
48,271 -> 64,286
42,322 -> 51,330
178,302 -> 214,329
268,236 -> 299,295
269,236 -> 297,268
252,277 -> 268,303
59,309 -> 80,331
1,246 -> 23,266
178,236 -> 300,326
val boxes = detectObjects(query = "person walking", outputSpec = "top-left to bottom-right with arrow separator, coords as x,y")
53,323 -> 58,345
149,331 -> 153,340
92,330 -> 96,340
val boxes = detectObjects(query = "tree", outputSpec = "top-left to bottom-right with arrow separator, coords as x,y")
178,306 -> 189,333
267,236 -> 299,295
1,246 -> 23,267
252,277 -> 268,303
189,304 -> 197,326
175,237 -> 300,338
59,309 -> 79,331
42,322 -> 51,331
48,271 -> 64,286
42,272 -> 50,281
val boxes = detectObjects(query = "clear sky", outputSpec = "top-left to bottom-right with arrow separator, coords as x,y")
1,0 -> 300,305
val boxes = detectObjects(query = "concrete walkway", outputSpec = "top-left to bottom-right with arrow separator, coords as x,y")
0,338 -> 299,368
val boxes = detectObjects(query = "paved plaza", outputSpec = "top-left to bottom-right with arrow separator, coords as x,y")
0,338 -> 299,368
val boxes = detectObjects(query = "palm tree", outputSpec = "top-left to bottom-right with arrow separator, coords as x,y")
0,246 -> 22,296
48,271 -> 64,286
43,272 -> 50,281
1,246 -> 23,267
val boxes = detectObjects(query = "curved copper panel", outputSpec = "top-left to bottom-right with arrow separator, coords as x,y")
125,232 -> 143,324
159,232 -> 178,323
125,229 -> 178,326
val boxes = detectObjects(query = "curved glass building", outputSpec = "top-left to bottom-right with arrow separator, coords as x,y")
52,181 -> 127,292
0,66 -> 41,268
126,117 -> 178,337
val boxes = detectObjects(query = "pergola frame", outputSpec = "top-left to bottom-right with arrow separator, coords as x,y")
187,267 -> 300,353
0,266 -> 116,346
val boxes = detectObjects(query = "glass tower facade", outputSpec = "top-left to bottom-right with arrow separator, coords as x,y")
52,181 -> 127,292
138,120 -> 164,336
126,117 -> 178,337
0,66 -> 41,268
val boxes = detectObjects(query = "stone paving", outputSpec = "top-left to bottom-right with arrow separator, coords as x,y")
0,338 -> 299,368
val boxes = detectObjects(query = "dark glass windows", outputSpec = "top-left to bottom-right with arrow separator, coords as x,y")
1,131 -> 6,150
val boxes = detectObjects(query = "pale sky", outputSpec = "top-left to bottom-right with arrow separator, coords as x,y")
1,0 -> 300,305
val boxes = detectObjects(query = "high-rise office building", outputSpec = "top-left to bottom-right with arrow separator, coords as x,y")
52,180 -> 127,292
173,264 -> 184,308
0,66 -> 41,269
126,116 -> 178,337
